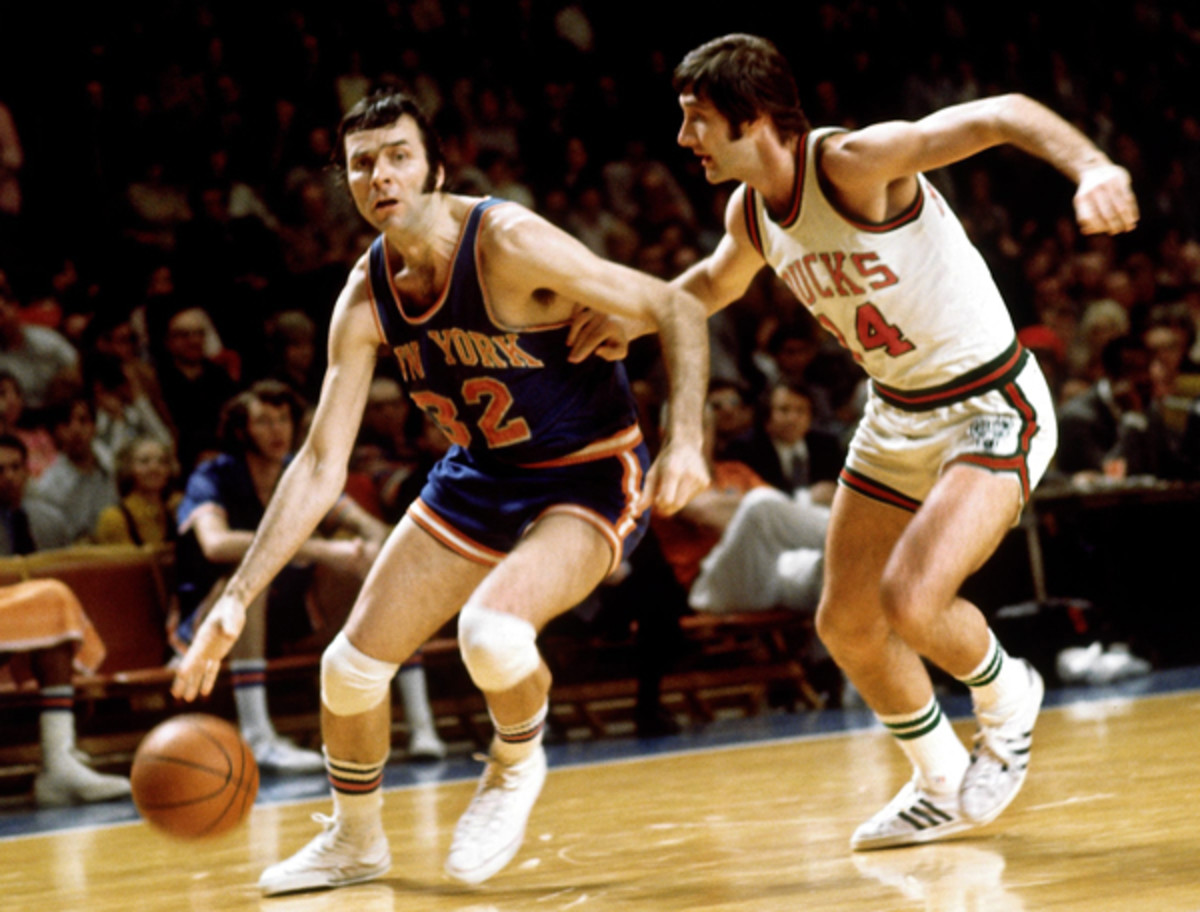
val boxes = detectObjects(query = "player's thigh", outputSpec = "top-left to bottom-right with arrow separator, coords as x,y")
343,514 -> 491,663
820,484 -> 910,628
469,511 -> 614,632
886,462 -> 1022,603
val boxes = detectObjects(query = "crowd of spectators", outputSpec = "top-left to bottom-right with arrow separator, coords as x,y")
0,2 -> 1198,719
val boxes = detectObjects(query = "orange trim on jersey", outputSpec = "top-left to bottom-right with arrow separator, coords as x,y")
378,209 -> 475,326
519,424 -> 643,468
527,445 -> 644,577
365,273 -> 389,345
408,498 -> 505,566
476,200 -> 574,335
538,504 -> 624,575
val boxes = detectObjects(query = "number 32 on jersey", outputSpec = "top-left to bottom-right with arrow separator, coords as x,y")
410,378 -> 532,449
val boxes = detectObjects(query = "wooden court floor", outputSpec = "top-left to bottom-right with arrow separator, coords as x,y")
4,687 -> 1200,911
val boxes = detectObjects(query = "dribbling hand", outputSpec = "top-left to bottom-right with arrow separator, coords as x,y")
171,594 -> 247,702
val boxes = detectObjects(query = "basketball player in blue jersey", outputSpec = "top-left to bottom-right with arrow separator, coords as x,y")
576,34 -> 1138,851
172,90 -> 710,894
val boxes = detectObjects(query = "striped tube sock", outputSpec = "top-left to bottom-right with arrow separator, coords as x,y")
958,630 -> 1025,714
327,750 -> 388,825
39,685 -> 76,768
230,659 -> 272,744
878,697 -> 969,794
490,701 -> 548,766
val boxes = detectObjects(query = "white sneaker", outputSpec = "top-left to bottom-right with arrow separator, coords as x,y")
408,728 -> 448,761
850,777 -> 973,851
258,814 -> 391,896
961,661 -> 1044,824
444,748 -> 547,885
34,762 -> 132,808
251,735 -> 326,775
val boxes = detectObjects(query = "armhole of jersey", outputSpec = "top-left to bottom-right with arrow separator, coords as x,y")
366,237 -> 394,345
814,129 -> 926,233
742,188 -> 765,258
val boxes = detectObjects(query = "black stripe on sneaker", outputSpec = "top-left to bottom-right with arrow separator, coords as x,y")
899,798 -> 954,829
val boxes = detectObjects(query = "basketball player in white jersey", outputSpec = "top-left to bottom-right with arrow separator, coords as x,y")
574,33 -> 1137,849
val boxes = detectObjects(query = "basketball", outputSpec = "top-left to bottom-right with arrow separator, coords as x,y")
131,714 -> 259,840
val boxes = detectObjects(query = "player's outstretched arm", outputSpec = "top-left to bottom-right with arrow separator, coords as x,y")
822,94 -> 1138,235
172,272 -> 381,701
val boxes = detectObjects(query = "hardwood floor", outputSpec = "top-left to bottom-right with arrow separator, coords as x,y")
5,686 -> 1200,911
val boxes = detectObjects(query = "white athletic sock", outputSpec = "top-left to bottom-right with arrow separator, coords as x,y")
490,701 -> 548,766
39,686 -> 76,770
959,630 -> 1028,715
231,659 -> 274,743
327,750 -> 387,829
878,697 -> 969,794
394,663 -> 438,739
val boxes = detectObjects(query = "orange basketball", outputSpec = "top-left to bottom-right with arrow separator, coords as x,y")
131,713 -> 259,840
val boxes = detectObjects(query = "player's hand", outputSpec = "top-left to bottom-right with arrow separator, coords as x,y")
640,438 -> 710,516
567,305 -> 631,363
1074,163 -> 1138,235
171,595 -> 246,702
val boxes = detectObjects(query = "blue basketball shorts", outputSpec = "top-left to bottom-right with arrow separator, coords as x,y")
407,429 -> 651,576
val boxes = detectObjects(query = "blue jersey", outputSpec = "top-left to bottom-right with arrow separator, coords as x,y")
366,198 -> 640,466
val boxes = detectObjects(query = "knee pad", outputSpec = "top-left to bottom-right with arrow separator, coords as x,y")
321,631 -> 400,717
457,602 -> 540,693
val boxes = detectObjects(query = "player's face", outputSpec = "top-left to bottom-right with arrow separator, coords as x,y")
678,92 -> 752,184
345,116 -> 439,232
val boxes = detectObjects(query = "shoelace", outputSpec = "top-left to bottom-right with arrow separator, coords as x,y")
971,727 -> 1020,769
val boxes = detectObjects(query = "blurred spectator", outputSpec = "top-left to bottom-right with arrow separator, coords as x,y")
703,378 -> 755,459
0,270 -> 81,412
0,370 -> 57,478
723,379 -> 845,502
0,433 -> 69,554
0,98 -> 22,250
156,305 -> 240,473
27,396 -> 119,543
93,436 -> 181,547
1055,334 -> 1186,482
351,375 -> 421,523
85,350 -> 174,460
0,579 -> 132,807
259,309 -> 323,406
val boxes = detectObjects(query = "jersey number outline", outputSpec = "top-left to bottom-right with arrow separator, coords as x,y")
818,301 -> 915,361
410,379 -> 532,450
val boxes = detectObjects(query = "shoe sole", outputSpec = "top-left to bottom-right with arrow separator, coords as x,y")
260,857 -> 391,896
962,665 -> 1045,825
444,827 -> 528,885
851,816 -> 976,851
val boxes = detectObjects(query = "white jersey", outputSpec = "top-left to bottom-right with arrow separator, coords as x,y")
745,127 -> 1024,410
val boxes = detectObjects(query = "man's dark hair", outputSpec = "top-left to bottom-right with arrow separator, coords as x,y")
674,33 -> 810,142
0,431 -> 27,463
335,89 -> 445,193
217,379 -> 304,456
